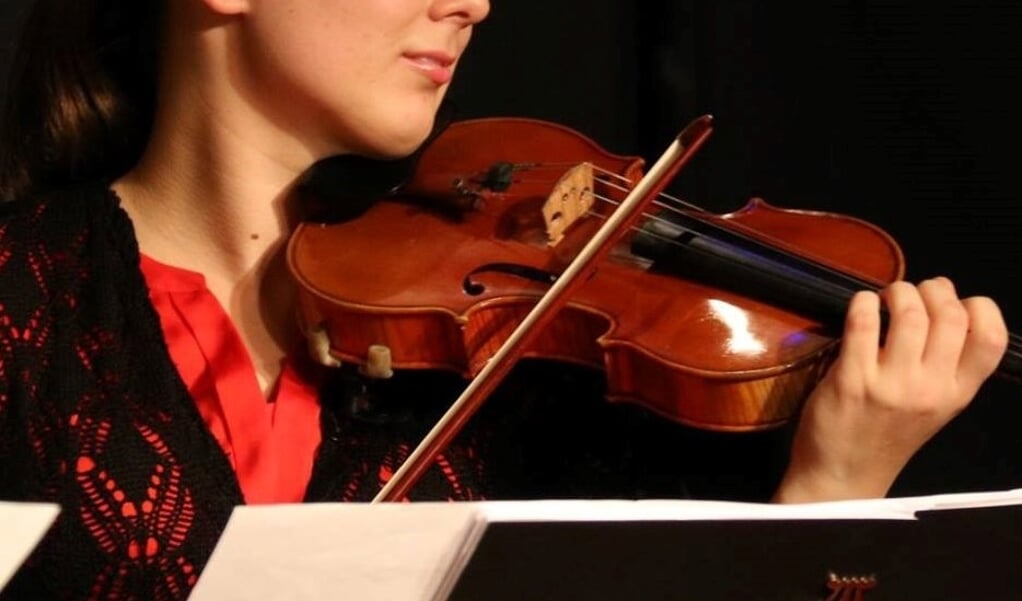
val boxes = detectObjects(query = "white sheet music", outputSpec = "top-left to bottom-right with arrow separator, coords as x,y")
188,502 -> 485,601
189,488 -> 1022,601
0,502 -> 60,592
478,488 -> 1022,522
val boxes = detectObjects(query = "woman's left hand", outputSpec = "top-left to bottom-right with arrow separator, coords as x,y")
773,277 -> 1009,503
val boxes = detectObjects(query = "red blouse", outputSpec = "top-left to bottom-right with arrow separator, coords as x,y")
139,254 -> 321,504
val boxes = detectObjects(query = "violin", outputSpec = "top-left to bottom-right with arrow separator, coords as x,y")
286,116 -> 1022,500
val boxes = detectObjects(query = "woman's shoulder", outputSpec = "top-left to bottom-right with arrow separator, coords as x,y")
0,181 -> 119,229
0,181 -> 127,299
0,182 -> 126,258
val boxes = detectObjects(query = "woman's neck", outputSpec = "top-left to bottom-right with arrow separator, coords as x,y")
114,90 -> 315,395
115,124 -> 299,282
113,12 -> 338,396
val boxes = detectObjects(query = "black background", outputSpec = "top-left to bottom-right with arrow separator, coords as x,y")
3,1 -> 1020,495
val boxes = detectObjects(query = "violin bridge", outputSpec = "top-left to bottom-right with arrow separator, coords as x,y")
542,162 -> 595,246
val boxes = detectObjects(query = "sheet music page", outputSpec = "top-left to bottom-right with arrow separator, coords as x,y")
0,502 -> 60,592
187,489 -> 1022,601
477,488 -> 1022,523
479,498 -> 920,522
188,502 -> 485,601
887,487 -> 1022,512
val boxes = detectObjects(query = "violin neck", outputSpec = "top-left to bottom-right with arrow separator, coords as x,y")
1001,334 -> 1022,382
631,214 -> 865,335
630,215 -> 1022,381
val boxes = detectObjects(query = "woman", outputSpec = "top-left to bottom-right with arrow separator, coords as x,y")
0,0 -> 1009,599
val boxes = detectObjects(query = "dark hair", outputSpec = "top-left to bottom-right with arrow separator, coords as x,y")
0,0 -> 162,202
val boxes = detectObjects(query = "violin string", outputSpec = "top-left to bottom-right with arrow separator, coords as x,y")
592,171 -> 1022,370
608,195 -> 884,292
486,162 -> 886,290
497,162 -> 881,288
489,163 -> 1021,367
586,166 -> 887,291
443,164 -> 1021,365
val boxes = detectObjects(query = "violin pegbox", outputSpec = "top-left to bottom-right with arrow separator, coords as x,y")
541,162 -> 595,246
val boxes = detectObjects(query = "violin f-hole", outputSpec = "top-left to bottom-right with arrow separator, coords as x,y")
462,262 -> 559,296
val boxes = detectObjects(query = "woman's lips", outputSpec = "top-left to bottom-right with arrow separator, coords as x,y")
403,52 -> 456,85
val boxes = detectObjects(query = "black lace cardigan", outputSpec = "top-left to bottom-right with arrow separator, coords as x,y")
0,183 -> 788,600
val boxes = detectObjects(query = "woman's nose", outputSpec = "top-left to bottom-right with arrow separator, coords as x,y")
430,0 -> 491,26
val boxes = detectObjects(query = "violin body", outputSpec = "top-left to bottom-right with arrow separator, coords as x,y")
287,118 -> 904,431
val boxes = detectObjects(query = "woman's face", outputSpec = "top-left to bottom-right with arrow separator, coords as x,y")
235,0 -> 490,160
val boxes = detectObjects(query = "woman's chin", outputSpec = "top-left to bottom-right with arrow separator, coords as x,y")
338,110 -> 435,159
370,126 -> 436,159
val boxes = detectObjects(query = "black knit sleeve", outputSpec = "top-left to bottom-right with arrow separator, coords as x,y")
0,198 -> 51,497
0,187 -> 243,601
